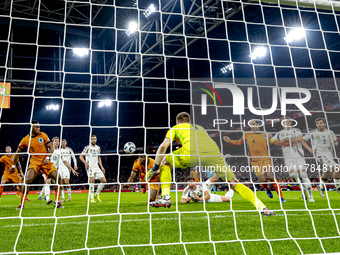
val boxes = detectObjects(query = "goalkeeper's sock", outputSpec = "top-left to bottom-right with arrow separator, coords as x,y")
272,183 -> 284,198
0,186 -> 3,198
234,183 -> 265,211
261,184 -> 269,191
334,179 -> 340,190
160,165 -> 172,197
96,183 -> 105,196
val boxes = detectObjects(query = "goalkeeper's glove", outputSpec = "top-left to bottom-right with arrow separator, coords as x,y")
147,163 -> 159,182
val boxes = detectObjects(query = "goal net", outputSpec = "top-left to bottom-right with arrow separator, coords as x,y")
0,0 -> 340,254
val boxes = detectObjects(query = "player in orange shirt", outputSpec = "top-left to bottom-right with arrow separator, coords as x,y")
0,145 -> 27,202
224,120 -> 285,202
125,155 -> 160,202
11,120 -> 64,210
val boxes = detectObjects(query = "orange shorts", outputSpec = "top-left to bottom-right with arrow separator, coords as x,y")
2,173 -> 20,183
250,158 -> 272,177
140,173 -> 160,191
29,160 -> 57,178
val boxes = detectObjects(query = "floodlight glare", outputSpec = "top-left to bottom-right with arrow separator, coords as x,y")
73,48 -> 89,57
99,100 -> 112,108
250,46 -> 267,60
46,104 -> 59,111
284,28 -> 305,43
221,64 -> 233,73
144,4 -> 156,17
126,22 -> 138,36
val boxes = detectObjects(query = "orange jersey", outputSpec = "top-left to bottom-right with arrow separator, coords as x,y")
0,154 -> 19,176
19,132 -> 51,164
132,158 -> 156,182
242,132 -> 270,161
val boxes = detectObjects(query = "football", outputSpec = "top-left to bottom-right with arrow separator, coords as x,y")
124,142 -> 136,154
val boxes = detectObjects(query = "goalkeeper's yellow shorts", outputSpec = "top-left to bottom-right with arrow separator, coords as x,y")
166,148 -> 234,181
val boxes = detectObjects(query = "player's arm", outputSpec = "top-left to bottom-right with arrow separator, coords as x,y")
70,149 -> 78,171
98,156 -> 105,174
124,171 -> 137,188
63,159 -> 78,176
16,160 -> 24,178
195,190 -> 211,202
180,196 -> 191,203
11,147 -> 23,174
301,139 -> 313,154
80,148 -> 89,169
151,138 -> 171,171
223,135 -> 244,145
45,142 -> 54,165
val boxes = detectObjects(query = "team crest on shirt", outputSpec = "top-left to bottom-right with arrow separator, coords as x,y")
263,134 -> 267,139
280,134 -> 284,137
199,190 -> 202,193
38,138 -> 43,143
193,192 -> 196,196
66,151 -> 69,154
316,135 -> 320,139
90,149 -> 92,152
328,135 -> 331,138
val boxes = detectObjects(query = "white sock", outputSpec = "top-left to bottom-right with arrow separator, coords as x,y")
68,188 -> 71,198
90,184 -> 94,199
300,172 -> 312,197
96,183 -> 105,196
319,180 -> 325,189
61,189 -> 65,199
39,187 -> 45,198
334,179 -> 340,190
204,180 -> 213,191
289,172 -> 301,189
45,185 -> 50,201
225,189 -> 234,199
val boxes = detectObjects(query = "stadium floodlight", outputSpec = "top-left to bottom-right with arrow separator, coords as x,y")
284,28 -> 305,43
143,4 -> 156,18
250,46 -> 267,60
126,21 -> 138,36
99,100 -> 112,108
73,48 -> 89,57
46,104 -> 59,111
221,64 -> 233,73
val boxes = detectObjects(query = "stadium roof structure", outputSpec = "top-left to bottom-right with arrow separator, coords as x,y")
0,0 -> 339,101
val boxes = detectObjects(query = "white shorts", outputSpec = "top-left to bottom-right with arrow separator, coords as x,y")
285,157 -> 306,171
207,194 -> 222,202
87,166 -> 104,180
318,156 -> 338,171
59,166 -> 70,179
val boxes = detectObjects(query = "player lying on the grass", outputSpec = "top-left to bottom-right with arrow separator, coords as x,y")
11,120 -> 64,209
302,117 -> 340,197
270,117 -> 314,202
147,112 -> 275,215
224,120 -> 285,202
80,134 -> 106,203
38,137 -> 77,203
180,177 -> 234,203
123,155 -> 160,202
0,145 -> 30,203
60,139 -> 78,201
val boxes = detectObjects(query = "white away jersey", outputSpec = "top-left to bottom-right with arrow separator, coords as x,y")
81,145 -> 101,167
61,147 -> 77,166
273,128 -> 304,157
303,129 -> 337,157
51,149 -> 63,169
182,183 -> 210,202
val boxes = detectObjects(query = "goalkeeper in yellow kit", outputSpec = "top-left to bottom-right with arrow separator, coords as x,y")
147,112 -> 274,215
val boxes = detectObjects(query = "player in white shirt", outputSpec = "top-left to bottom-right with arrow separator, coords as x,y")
180,177 -> 234,203
60,139 -> 78,202
271,118 -> 314,202
79,134 -> 107,203
38,137 -> 74,206
302,118 -> 340,197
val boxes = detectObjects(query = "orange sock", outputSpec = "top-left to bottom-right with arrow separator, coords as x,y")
21,194 -> 26,204
0,186 -> 3,198
55,189 -> 60,202
261,184 -> 269,190
272,183 -> 284,198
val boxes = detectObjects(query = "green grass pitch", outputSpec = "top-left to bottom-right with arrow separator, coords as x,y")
0,191 -> 340,255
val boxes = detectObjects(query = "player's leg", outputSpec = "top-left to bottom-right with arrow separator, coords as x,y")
149,184 -> 159,202
60,179 -> 65,202
332,164 -> 340,194
0,178 -> 6,202
94,176 -> 106,202
258,174 -> 273,198
204,175 -> 219,192
299,165 -> 314,202
266,164 -> 285,202
17,168 -> 37,209
48,170 -> 64,208
64,178 -> 72,202
207,193 -> 231,203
